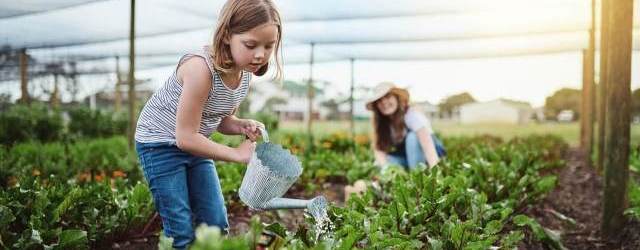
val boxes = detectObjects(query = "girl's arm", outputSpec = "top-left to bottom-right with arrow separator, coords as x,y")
218,115 -> 264,141
218,114 -> 243,135
416,127 -> 439,168
175,57 -> 254,163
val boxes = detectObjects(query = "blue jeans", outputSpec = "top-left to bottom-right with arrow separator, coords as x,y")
135,142 -> 228,249
385,131 -> 446,171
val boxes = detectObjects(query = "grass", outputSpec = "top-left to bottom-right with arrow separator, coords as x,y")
279,120 -> 640,146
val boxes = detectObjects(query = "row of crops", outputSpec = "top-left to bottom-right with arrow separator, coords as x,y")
167,134 -> 572,249
1,112 -> 640,249
0,102 -> 640,249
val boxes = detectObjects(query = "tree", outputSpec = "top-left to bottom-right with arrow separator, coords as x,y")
321,98 -> 341,120
261,96 -> 287,113
0,93 -> 11,112
438,92 -> 476,117
544,88 -> 582,121
237,93 -> 251,117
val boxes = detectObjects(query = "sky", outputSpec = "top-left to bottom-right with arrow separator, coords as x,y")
275,52 -> 586,107
265,50 -> 640,108
132,49 -> 640,108
2,0 -> 640,108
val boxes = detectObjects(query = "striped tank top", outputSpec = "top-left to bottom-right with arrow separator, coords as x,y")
135,47 -> 251,144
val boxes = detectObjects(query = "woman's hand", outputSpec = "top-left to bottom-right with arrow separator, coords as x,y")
234,139 -> 256,163
237,119 -> 265,142
373,149 -> 388,167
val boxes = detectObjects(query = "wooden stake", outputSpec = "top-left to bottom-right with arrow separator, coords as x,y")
601,0 -> 632,238
19,48 -> 29,104
128,0 -> 136,148
596,0 -> 610,173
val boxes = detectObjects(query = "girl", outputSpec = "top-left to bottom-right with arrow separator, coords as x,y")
134,0 -> 282,248
366,82 -> 446,172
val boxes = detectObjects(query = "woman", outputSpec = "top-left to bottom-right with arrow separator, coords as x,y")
367,82 -> 446,171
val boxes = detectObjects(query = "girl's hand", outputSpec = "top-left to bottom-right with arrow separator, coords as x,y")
234,139 -> 256,163
238,119 -> 265,142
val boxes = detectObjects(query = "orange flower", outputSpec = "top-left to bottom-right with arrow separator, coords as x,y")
329,132 -> 346,140
291,147 -> 300,154
77,172 -> 91,182
355,135 -> 370,145
7,176 -> 18,187
112,170 -> 127,178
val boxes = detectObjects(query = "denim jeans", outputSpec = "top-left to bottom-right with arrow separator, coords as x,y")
385,131 -> 447,171
135,141 -> 228,249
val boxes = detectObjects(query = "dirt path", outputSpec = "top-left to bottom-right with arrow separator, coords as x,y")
523,148 -> 640,250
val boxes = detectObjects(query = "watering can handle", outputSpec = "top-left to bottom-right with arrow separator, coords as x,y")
257,125 -> 269,143
244,125 -> 269,143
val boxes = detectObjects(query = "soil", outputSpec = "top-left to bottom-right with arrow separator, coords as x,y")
521,148 -> 640,250
228,181 -> 347,236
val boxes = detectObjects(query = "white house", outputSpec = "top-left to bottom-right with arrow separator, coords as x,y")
413,100 -> 439,120
248,80 -> 327,120
337,98 -> 370,119
272,97 -> 325,120
459,99 -> 534,124
248,80 -> 288,114
84,78 -> 154,110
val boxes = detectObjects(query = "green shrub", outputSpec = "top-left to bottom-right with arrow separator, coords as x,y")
67,106 -> 128,138
68,136 -> 135,175
626,180 -> 640,220
250,112 -> 279,131
0,103 -> 64,145
4,142 -> 67,180
2,137 -> 140,185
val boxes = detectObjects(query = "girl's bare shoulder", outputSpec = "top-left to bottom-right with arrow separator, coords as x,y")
177,56 -> 213,88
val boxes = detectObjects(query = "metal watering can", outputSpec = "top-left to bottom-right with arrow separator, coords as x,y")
238,127 -> 327,211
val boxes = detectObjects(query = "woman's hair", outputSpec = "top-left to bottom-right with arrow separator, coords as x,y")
371,93 -> 409,152
210,0 -> 283,81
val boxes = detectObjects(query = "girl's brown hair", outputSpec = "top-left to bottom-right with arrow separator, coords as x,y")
371,93 -> 409,152
210,0 -> 283,81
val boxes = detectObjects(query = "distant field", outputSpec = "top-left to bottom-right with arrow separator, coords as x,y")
279,120 -> 640,146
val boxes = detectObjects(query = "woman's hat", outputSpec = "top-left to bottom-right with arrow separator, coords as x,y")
365,82 -> 410,110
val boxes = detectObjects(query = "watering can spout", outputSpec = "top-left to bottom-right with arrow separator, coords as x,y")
261,198 -> 310,210
259,196 -> 327,211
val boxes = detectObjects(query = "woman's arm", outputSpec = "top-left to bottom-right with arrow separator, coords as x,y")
174,57 -> 254,163
373,148 -> 388,167
416,127 -> 440,168
369,117 -> 388,167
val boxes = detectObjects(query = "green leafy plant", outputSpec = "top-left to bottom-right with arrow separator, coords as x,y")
0,177 -> 154,249
67,106 -> 128,139
0,103 -> 64,145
